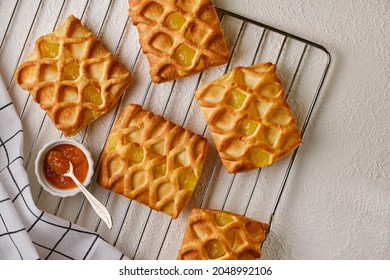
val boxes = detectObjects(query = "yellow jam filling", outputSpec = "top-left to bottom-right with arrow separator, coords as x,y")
195,58 -> 205,71
206,240 -> 226,259
165,12 -> 186,31
237,119 -> 259,137
126,147 -> 144,165
225,228 -> 244,249
40,41 -> 60,58
153,162 -> 167,179
174,44 -> 196,67
83,109 -> 100,122
178,170 -> 198,190
215,213 -> 234,226
85,85 -> 102,105
63,64 -> 80,80
226,89 -> 247,109
249,147 -> 272,167
106,134 -> 118,153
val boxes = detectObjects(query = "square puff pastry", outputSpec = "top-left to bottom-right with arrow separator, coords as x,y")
98,104 -> 208,219
14,15 -> 131,136
195,62 -> 302,173
128,0 -> 229,83
177,208 -> 268,260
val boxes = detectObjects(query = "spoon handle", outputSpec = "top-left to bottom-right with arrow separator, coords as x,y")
68,172 -> 113,229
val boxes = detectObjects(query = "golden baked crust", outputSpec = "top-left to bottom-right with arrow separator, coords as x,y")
98,104 -> 208,219
14,15 -> 131,136
177,208 -> 268,260
128,0 -> 229,83
195,62 -> 302,173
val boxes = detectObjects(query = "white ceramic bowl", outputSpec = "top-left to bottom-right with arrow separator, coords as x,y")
35,138 -> 94,197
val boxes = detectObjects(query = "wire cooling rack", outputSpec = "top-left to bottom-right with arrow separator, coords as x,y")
1,0 -> 331,259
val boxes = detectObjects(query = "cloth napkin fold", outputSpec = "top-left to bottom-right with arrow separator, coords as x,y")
0,74 -> 127,260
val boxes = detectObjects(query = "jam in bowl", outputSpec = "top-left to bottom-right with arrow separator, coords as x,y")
35,139 -> 94,197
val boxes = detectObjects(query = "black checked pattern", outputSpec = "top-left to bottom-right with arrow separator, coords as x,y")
0,75 -> 126,260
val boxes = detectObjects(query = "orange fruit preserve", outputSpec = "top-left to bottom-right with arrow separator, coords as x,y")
43,144 -> 89,189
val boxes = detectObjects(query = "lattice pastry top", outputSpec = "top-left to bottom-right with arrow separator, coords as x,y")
98,104 -> 208,219
195,62 -> 302,173
14,15 -> 131,136
177,208 -> 268,260
128,0 -> 230,83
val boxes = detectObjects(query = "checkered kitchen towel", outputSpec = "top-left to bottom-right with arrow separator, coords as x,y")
0,74 -> 126,260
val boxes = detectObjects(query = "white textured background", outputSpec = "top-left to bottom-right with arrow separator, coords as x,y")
214,0 -> 390,259
1,0 -> 389,260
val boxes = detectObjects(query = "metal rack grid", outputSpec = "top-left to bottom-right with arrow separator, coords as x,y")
1,0 -> 331,259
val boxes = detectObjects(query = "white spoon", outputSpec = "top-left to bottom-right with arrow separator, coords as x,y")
63,161 -> 113,229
